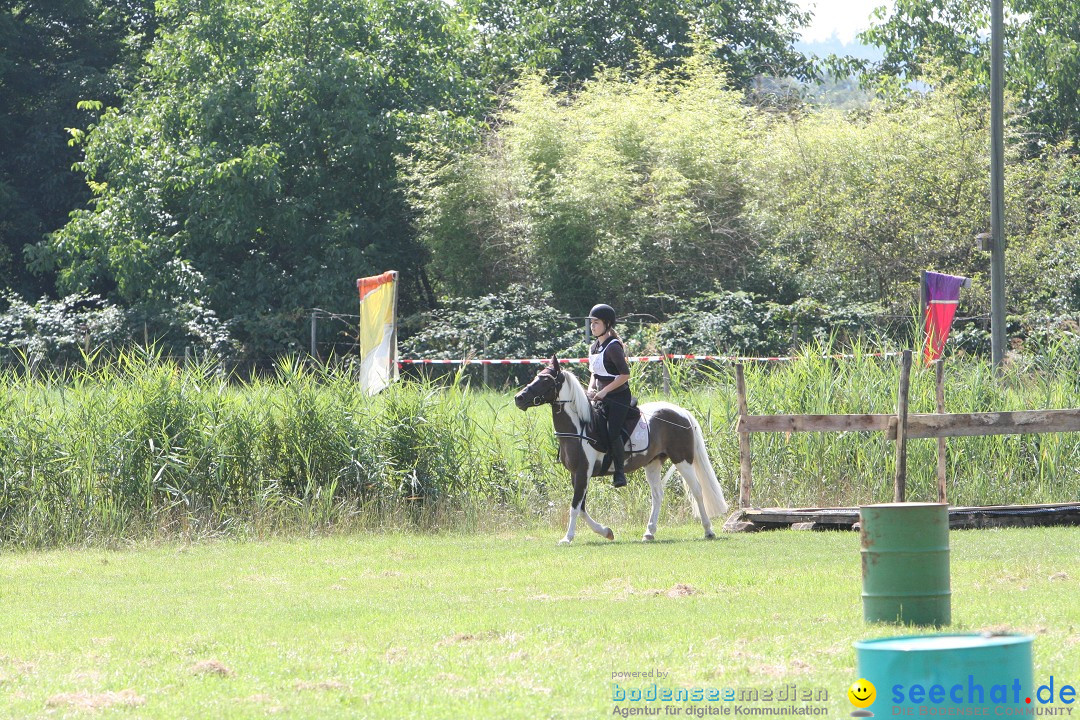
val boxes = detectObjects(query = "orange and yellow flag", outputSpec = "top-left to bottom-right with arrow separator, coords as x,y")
357,271 -> 398,394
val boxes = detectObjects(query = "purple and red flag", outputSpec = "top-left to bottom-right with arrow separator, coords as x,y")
922,271 -> 968,365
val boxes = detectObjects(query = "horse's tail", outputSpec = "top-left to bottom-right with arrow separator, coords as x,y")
687,415 -> 729,519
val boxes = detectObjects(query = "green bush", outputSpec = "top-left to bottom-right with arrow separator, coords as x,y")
654,290 -> 896,357
400,284 -> 583,386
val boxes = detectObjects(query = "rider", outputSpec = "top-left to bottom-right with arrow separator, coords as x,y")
586,304 -> 632,488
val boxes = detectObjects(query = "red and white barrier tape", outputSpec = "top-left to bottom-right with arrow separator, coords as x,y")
397,351 -> 899,366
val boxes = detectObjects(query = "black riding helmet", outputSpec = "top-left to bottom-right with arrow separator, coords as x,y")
588,304 -> 617,330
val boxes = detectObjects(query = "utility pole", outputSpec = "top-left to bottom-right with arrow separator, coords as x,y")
989,0 -> 1006,368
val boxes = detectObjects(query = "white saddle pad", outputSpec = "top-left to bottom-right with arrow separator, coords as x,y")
627,416 -> 649,454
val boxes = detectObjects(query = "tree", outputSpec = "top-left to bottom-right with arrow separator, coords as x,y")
0,0 -> 156,298
42,0 -> 488,355
749,75 -> 1046,312
860,0 -> 1080,148
407,55 -> 766,319
459,0 -> 815,91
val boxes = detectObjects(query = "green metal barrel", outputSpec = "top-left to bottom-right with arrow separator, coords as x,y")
855,634 -> 1033,714
860,502 -> 951,626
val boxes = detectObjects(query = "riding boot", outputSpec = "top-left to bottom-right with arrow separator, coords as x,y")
610,444 -> 627,488
604,392 -> 630,488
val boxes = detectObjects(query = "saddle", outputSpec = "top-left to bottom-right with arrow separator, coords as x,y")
588,397 -> 642,454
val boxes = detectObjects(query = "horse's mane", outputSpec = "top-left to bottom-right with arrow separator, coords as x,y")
559,369 -> 592,424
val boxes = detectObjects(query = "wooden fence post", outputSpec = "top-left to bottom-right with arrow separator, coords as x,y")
935,359 -> 947,503
735,364 -> 753,508
482,341 -> 489,388
893,350 -> 912,502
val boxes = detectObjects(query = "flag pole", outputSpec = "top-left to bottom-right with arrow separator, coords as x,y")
390,271 -> 399,382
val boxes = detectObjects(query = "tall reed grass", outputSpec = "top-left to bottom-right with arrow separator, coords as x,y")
2,344 -> 1079,548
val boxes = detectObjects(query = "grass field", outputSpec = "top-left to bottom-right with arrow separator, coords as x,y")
2,524 -> 1078,719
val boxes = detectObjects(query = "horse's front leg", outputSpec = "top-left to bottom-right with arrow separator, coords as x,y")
560,469 -> 614,544
579,492 -> 615,542
558,469 -> 609,544
560,469 -> 589,545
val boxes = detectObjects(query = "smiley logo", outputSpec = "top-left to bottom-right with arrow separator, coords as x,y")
848,678 -> 876,709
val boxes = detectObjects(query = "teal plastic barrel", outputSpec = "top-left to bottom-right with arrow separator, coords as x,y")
855,634 -> 1034,714
860,502 -> 950,626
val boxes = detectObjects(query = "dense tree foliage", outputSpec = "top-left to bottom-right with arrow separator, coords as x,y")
6,0 -> 826,360
399,284 -> 582,384
4,0 -> 1080,361
412,55 -> 1080,341
408,56 -> 767,318
0,0 -> 155,298
861,0 -> 1080,147
39,0 -> 488,355
0,291 -> 129,364
460,0 -> 815,89
753,77 -> 999,304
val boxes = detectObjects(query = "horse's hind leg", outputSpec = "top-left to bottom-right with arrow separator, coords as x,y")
643,460 -> 664,541
675,460 -> 716,539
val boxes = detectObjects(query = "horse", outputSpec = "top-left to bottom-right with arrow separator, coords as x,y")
513,355 -> 729,544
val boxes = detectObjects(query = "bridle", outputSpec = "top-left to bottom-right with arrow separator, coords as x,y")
518,369 -> 596,445
521,370 -> 566,408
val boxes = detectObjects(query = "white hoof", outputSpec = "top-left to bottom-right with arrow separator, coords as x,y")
558,537 -> 573,545
642,533 -> 655,542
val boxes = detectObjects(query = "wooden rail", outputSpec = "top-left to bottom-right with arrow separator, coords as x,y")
734,351 -> 1080,508
739,410 -> 1080,439
739,414 -> 894,433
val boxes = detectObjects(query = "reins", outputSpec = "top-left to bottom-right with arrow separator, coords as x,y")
520,366 -> 693,441
589,394 -> 693,431
551,381 -> 692,447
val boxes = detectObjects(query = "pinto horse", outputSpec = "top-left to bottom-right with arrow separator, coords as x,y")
514,355 -> 729,544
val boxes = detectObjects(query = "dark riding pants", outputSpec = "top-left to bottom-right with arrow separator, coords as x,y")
603,388 -> 631,473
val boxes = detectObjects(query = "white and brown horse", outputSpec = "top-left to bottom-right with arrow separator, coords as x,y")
514,356 -> 729,544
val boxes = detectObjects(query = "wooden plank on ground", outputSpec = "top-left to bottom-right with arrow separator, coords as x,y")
737,507 -> 860,529
726,503 -> 1080,532
948,504 -> 1080,529
742,507 -> 860,522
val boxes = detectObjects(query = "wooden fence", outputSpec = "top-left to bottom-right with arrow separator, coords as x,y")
734,349 -> 1080,508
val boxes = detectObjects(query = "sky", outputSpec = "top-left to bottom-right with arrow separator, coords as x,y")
794,0 -> 895,45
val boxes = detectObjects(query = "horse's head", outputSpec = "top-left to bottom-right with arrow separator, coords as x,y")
514,355 -> 564,411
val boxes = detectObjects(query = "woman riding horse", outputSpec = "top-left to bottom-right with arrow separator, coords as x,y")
586,303 -> 631,488
514,355 -> 729,544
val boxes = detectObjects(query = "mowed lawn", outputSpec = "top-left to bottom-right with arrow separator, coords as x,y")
1,525 -> 1078,719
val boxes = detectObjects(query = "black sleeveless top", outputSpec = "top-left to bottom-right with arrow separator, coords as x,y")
589,337 -> 631,394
